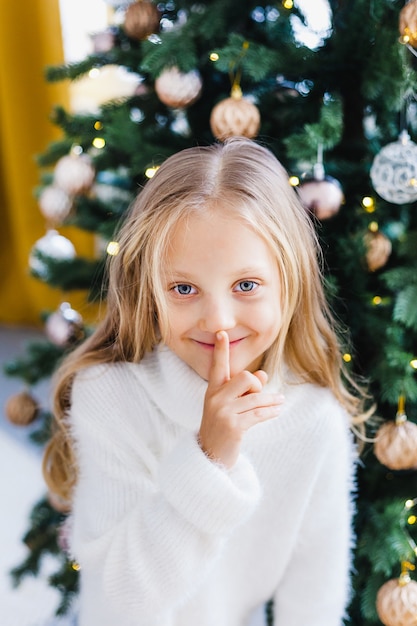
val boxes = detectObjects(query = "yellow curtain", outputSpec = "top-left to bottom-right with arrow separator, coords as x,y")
0,0 -> 95,327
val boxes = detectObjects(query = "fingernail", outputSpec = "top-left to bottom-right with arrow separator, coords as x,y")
216,331 -> 223,341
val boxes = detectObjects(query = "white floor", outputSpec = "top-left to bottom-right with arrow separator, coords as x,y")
0,326 -> 76,626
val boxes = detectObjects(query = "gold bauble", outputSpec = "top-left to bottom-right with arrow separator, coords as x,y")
399,0 -> 417,47
376,577 -> 417,626
364,230 -> 392,272
123,1 -> 161,40
210,89 -> 261,141
374,419 -> 417,470
154,67 -> 202,109
4,390 -> 39,426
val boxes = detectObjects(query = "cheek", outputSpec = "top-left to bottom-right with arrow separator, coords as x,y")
161,306 -> 188,340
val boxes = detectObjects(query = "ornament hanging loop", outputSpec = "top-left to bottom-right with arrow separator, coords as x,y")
396,394 -> 407,424
229,41 -> 250,98
400,561 -> 415,585
313,142 -> 325,180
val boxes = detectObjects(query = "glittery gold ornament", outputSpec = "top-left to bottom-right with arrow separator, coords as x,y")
374,397 -> 417,471
123,1 -> 161,40
54,153 -> 95,196
4,390 -> 39,426
155,67 -> 202,109
376,563 -> 417,626
364,230 -> 392,272
210,85 -> 260,141
399,0 -> 417,47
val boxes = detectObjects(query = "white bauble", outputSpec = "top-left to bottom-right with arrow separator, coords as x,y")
38,186 -> 72,224
30,230 -> 76,278
370,130 -> 417,204
54,154 -> 95,195
155,67 -> 202,109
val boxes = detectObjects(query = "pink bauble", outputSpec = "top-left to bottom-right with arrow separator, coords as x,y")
155,67 -> 202,109
54,154 -> 95,196
45,302 -> 84,347
91,29 -> 116,53
297,176 -> 344,220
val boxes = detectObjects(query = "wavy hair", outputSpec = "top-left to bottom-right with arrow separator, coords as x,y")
43,137 -> 371,501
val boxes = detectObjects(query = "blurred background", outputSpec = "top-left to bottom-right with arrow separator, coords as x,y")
1,1 -> 417,625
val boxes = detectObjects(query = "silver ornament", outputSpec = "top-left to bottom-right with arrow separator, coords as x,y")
370,130 -> 417,204
38,186 -> 72,224
29,230 -> 76,278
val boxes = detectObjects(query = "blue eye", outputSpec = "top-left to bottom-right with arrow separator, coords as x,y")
236,280 -> 257,292
173,284 -> 195,295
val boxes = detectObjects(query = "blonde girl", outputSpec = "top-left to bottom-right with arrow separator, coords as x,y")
44,137 -> 368,626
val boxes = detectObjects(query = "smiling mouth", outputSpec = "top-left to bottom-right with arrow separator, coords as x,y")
192,338 -> 244,349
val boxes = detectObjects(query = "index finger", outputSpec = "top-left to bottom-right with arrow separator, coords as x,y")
208,330 -> 230,387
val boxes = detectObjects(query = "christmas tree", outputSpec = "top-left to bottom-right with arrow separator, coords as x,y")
4,0 -> 417,623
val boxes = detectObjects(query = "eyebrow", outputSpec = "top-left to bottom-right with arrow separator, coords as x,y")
166,267 -> 267,279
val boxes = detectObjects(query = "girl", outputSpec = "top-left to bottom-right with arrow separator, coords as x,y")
44,137 -> 369,626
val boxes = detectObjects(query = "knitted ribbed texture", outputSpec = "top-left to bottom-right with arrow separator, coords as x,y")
69,345 -> 356,626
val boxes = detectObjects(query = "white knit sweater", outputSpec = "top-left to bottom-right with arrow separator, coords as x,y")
69,344 -> 356,626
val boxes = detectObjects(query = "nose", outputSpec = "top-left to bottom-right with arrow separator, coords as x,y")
198,295 -> 236,333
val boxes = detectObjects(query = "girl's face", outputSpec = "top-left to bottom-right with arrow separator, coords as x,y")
160,209 -> 282,381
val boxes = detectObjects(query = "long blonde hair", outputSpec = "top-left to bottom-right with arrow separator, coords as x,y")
43,137 -> 371,501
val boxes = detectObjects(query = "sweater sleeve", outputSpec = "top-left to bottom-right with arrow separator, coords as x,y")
272,395 -> 357,626
69,364 -> 261,620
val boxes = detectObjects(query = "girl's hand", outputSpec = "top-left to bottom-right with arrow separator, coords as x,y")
198,331 -> 284,468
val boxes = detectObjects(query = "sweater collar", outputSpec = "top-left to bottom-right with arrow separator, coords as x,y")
133,344 -> 208,431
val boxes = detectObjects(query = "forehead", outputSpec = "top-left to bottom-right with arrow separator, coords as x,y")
162,209 -> 277,274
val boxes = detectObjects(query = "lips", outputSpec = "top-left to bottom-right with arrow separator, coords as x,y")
191,337 -> 244,349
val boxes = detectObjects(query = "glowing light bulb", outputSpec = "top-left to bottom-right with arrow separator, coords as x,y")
92,137 -> 105,149
410,359 -> 417,370
362,196 -> 375,212
408,515 -> 417,525
106,241 -> 120,256
89,68 -> 100,79
145,166 -> 159,178
342,353 -> 352,363
369,221 -> 379,232
94,121 -> 103,130
210,52 -> 219,61
372,296 -> 382,305
289,176 -> 299,187
282,0 -> 293,8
